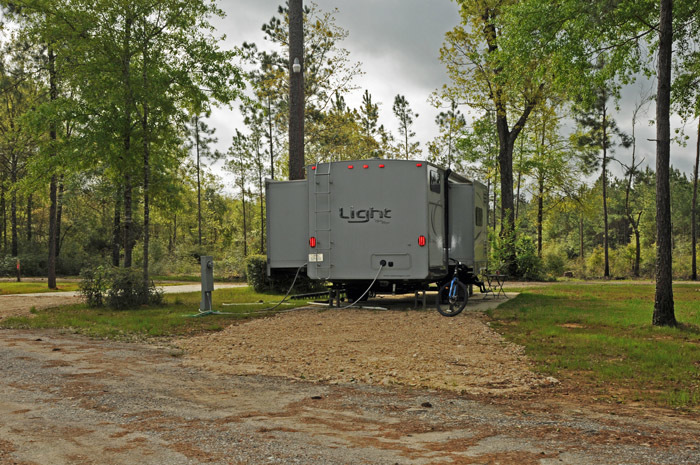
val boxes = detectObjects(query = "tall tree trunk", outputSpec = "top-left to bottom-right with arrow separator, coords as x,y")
268,97 -> 275,180
112,193 -> 121,267
1,182 -> 5,253
195,115 -> 202,246
56,179 -> 64,258
121,14 -> 134,269
288,0 -> 305,180
653,0 -> 676,326
47,46 -> 58,289
497,122 -> 516,274
26,194 -> 32,242
515,138 -> 523,221
537,177 -> 544,257
602,103 -> 610,278
142,47 -> 150,287
123,177 -> 133,268
242,189 -> 248,257
259,169 -> 265,254
492,184 -> 497,230
579,214 -> 584,261
173,214 -> 177,250
10,188 -> 17,257
634,225 -> 641,277
691,118 -> 699,281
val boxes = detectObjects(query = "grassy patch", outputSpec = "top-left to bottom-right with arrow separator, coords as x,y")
488,283 -> 700,410
0,282 -> 80,295
0,286 -> 306,339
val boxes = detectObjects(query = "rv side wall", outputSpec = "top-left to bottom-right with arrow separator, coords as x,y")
266,179 -> 308,275
448,180 -> 489,272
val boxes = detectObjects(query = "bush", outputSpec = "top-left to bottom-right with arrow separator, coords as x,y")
79,266 -> 163,309
245,255 -> 268,292
0,252 -> 47,277
79,266 -> 111,307
542,244 -> 566,277
491,229 -> 543,280
515,234 -> 543,280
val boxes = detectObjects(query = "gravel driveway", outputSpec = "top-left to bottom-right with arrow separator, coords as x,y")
2,303 -> 699,464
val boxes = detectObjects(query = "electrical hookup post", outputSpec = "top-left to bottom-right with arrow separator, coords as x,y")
200,256 -> 214,312
16,259 -> 20,282
187,256 -> 228,317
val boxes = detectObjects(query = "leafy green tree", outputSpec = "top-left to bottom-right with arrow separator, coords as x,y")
456,111 -> 499,229
439,0 -> 550,274
429,100 -> 466,170
240,45 -> 286,179
571,86 -> 631,278
392,94 -> 420,159
227,130 -> 252,257
672,12 -> 700,281
525,104 -> 577,256
256,1 -> 362,169
186,114 -> 219,246
0,46 -> 42,257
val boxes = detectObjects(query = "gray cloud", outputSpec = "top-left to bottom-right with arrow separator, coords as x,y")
209,0 -> 697,182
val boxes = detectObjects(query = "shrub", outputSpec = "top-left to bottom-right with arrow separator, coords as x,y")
491,230 -> 543,280
586,245 -> 606,277
0,252 -> 47,277
542,244 -> 567,277
79,266 -> 163,309
245,255 -> 268,292
106,267 -> 164,310
515,234 -> 543,280
79,266 -> 111,307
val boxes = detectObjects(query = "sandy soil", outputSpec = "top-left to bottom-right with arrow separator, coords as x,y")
2,291 -> 700,464
177,295 -> 554,395
2,328 -> 699,465
0,294 -> 81,320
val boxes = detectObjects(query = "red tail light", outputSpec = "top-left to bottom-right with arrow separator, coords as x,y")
416,163 -> 423,167
311,166 -> 316,170
378,164 -> 385,168
309,237 -> 316,248
418,235 -> 426,246
348,165 -> 354,169
363,164 -> 369,169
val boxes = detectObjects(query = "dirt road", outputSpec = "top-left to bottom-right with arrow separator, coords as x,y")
2,324 -> 699,464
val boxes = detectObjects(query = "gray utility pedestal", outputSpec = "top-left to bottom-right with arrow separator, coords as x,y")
200,256 -> 214,311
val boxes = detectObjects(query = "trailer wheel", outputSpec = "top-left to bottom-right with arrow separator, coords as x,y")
436,281 -> 468,317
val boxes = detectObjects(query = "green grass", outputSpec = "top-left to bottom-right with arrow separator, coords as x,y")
488,283 -> 700,410
0,282 -> 80,295
0,286 -> 306,339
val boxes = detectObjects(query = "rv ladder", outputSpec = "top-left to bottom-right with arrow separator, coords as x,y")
312,163 -> 333,280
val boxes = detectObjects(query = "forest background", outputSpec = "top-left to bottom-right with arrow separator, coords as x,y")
0,0 -> 698,288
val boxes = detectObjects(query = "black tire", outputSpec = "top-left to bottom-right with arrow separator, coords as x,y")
436,280 -> 468,317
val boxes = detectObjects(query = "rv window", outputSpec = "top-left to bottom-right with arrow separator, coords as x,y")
475,207 -> 483,226
429,170 -> 441,193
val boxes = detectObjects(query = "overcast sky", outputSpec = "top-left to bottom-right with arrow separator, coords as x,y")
206,0 -> 698,184
210,0 -> 462,165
